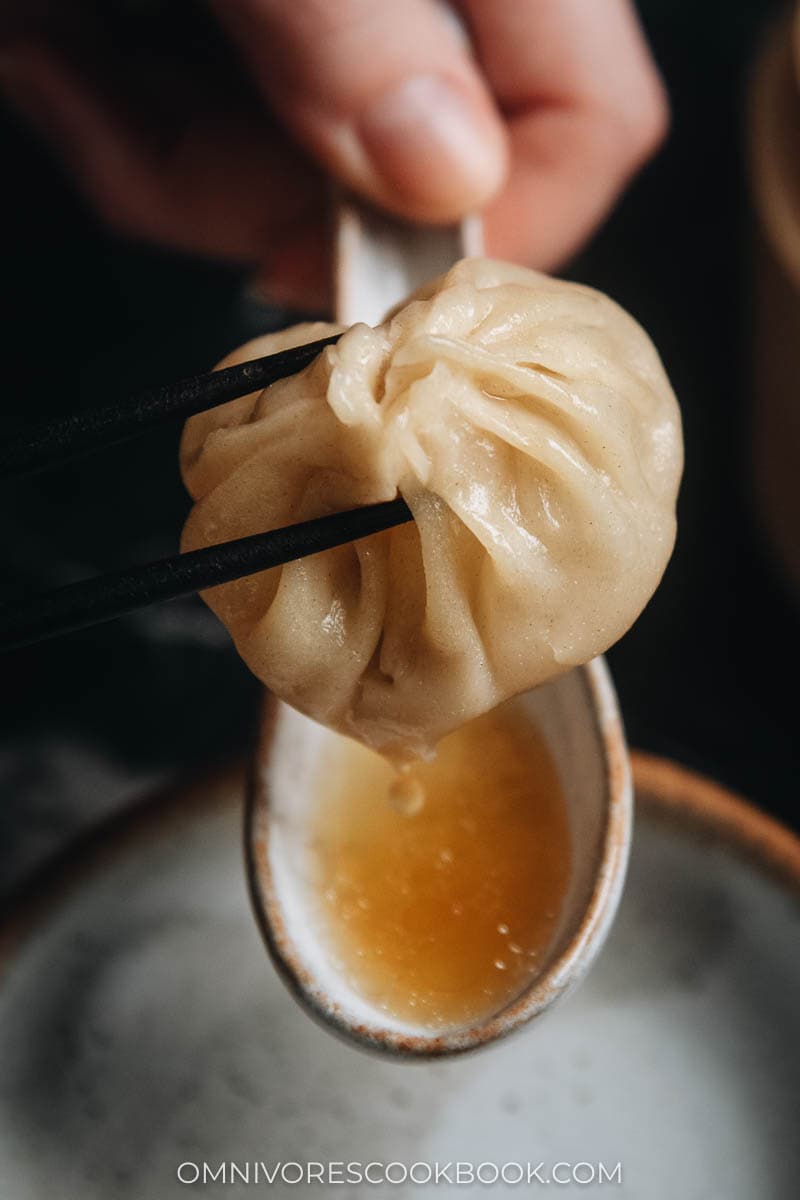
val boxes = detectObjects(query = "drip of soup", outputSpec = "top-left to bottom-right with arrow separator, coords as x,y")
310,701 -> 571,1030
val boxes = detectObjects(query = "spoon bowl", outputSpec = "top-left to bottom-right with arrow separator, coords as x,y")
245,656 -> 632,1059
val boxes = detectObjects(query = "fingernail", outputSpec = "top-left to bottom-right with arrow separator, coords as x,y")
358,75 -> 505,214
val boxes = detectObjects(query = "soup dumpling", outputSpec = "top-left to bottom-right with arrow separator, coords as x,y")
181,259 -> 682,759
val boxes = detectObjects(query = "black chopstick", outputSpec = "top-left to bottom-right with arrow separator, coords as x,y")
0,333 -> 342,479
0,497 -> 412,653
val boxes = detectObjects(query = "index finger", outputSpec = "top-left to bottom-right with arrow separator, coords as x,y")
457,0 -> 669,267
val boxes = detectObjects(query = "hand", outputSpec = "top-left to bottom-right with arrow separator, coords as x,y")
0,0 -> 667,307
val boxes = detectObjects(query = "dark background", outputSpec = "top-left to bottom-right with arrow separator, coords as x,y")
1,0 -> 797,897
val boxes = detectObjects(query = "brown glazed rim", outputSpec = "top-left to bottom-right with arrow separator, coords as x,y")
245,660 -> 633,1060
0,744 -> 798,1016
632,751 -> 800,899
0,760 -> 246,974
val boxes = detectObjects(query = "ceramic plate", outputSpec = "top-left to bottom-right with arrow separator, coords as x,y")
0,755 -> 798,1198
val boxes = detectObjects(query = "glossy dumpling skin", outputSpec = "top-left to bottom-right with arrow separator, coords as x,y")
181,259 -> 682,759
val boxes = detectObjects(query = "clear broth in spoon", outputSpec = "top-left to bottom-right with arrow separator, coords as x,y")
309,700 -> 571,1030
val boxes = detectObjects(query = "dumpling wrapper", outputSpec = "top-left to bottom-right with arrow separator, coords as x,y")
181,259 -> 682,760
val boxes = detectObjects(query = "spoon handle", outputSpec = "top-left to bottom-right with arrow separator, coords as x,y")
334,197 -> 484,327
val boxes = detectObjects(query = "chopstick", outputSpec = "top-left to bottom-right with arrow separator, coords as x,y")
0,497 -> 412,653
0,333 -> 342,479
0,329 -> 414,653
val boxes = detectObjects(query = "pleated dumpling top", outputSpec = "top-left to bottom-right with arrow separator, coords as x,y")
181,259 -> 683,759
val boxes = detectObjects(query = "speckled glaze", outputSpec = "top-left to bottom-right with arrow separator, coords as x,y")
632,751 -> 800,897
245,657 -> 633,1058
1,755 -> 799,1198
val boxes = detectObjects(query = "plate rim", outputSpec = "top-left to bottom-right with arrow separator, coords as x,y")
1,751 -> 798,978
632,751 -> 800,899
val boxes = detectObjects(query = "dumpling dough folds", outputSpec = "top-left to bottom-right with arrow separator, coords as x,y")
181,259 -> 682,758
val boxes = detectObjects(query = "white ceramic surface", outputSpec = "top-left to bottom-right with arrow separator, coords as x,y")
335,200 -> 483,326
248,660 -> 631,1055
1,759 -> 798,1198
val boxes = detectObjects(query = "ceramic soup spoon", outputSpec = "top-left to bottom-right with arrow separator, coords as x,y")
245,204 -> 633,1058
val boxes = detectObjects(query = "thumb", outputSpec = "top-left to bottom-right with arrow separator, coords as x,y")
214,0 -> 508,222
